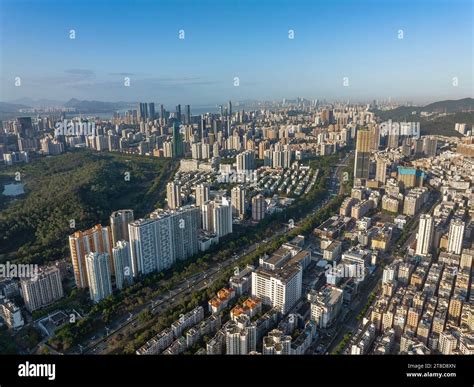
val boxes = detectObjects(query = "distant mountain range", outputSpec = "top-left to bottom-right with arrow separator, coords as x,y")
373,98 -> 474,137
63,98 -> 132,113
423,98 -> 474,113
8,98 -> 65,108
1,97 -> 473,116
374,98 -> 474,121
0,98 -> 134,113
0,102 -> 30,113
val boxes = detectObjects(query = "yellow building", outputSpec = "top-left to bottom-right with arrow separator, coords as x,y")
69,224 -> 113,288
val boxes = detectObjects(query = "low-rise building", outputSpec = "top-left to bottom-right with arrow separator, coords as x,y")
208,288 -> 236,314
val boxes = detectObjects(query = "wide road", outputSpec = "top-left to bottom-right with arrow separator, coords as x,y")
79,151 -> 351,354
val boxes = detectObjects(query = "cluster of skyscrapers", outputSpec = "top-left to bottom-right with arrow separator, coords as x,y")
167,181 -> 233,238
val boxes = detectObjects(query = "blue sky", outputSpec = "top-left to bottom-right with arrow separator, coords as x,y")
0,0 -> 472,106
